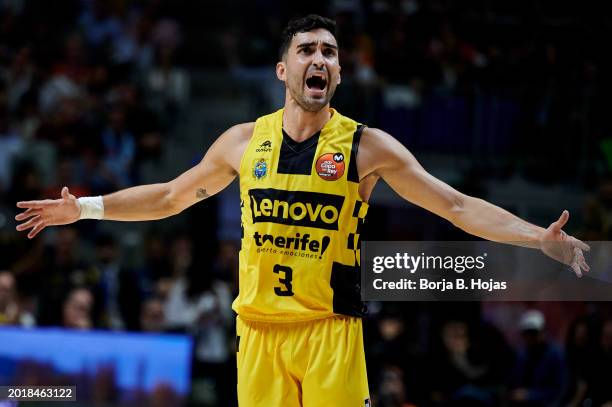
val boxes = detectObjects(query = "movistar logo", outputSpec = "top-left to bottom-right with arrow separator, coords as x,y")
248,188 -> 344,230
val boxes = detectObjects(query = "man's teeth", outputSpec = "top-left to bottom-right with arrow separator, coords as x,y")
306,76 -> 327,90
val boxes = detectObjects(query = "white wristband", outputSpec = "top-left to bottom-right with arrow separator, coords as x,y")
78,196 -> 105,220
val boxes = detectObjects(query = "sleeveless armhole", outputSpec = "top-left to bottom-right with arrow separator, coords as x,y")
347,124 -> 366,183
238,122 -> 259,177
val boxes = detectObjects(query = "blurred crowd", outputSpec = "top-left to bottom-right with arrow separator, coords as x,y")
216,0 -> 612,184
3,251 -> 612,407
0,0 -> 188,203
365,304 -> 612,407
2,0 -> 612,406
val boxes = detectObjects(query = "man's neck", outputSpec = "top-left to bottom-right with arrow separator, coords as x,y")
282,100 -> 331,142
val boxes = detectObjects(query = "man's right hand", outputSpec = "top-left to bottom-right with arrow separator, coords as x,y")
15,186 -> 81,239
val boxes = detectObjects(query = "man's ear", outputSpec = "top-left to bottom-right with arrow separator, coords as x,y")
337,65 -> 342,86
276,61 -> 286,81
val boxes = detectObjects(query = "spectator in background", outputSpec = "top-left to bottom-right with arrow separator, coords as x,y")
139,296 -> 166,333
508,310 -> 566,407
163,235 -> 234,406
35,71 -> 94,166
78,0 -> 121,50
98,103 -> 136,189
0,107 -> 24,190
377,365 -> 411,407
13,89 -> 41,142
0,271 -> 34,326
428,320 -> 497,406
37,227 -> 97,326
112,13 -> 154,70
139,234 -> 172,289
1,46 -> 35,113
92,234 -> 141,330
52,32 -> 94,87
62,287 -> 94,330
37,71 -> 83,117
107,82 -> 164,164
564,317 -> 595,407
0,272 -> 18,324
427,20 -> 485,90
586,319 -> 612,406
145,19 -> 189,125
213,240 -> 240,295
368,305 -> 426,406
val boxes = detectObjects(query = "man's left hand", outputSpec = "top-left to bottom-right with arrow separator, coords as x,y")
540,210 -> 590,277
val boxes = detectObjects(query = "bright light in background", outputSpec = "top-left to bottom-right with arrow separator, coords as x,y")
0,328 -> 192,396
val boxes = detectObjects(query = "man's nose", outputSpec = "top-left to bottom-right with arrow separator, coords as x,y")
312,49 -> 325,68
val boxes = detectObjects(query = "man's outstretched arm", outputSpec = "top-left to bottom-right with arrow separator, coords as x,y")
15,123 -> 253,238
359,127 -> 590,276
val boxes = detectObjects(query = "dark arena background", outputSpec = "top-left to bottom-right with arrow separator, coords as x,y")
1,1 -> 612,406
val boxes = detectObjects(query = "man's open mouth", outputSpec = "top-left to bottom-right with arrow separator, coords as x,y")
305,73 -> 327,92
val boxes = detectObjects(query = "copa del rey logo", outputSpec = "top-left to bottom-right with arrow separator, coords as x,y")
315,152 -> 345,181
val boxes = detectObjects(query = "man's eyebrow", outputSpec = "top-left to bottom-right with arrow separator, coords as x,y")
296,41 -> 338,50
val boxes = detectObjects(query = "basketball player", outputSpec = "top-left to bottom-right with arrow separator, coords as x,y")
15,15 -> 589,406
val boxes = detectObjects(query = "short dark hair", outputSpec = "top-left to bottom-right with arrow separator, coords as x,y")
279,14 -> 337,60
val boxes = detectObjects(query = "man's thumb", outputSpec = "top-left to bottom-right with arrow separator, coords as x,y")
61,186 -> 70,199
552,210 -> 569,231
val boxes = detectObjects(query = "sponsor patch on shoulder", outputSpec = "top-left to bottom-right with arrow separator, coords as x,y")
315,152 -> 345,181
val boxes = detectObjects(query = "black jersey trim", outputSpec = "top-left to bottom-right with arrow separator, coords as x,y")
277,129 -> 320,175
330,261 -> 367,317
347,233 -> 355,250
347,124 -> 365,183
352,200 -> 363,217
355,217 -> 365,234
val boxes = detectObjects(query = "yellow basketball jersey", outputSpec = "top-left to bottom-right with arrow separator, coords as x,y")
232,108 -> 369,322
